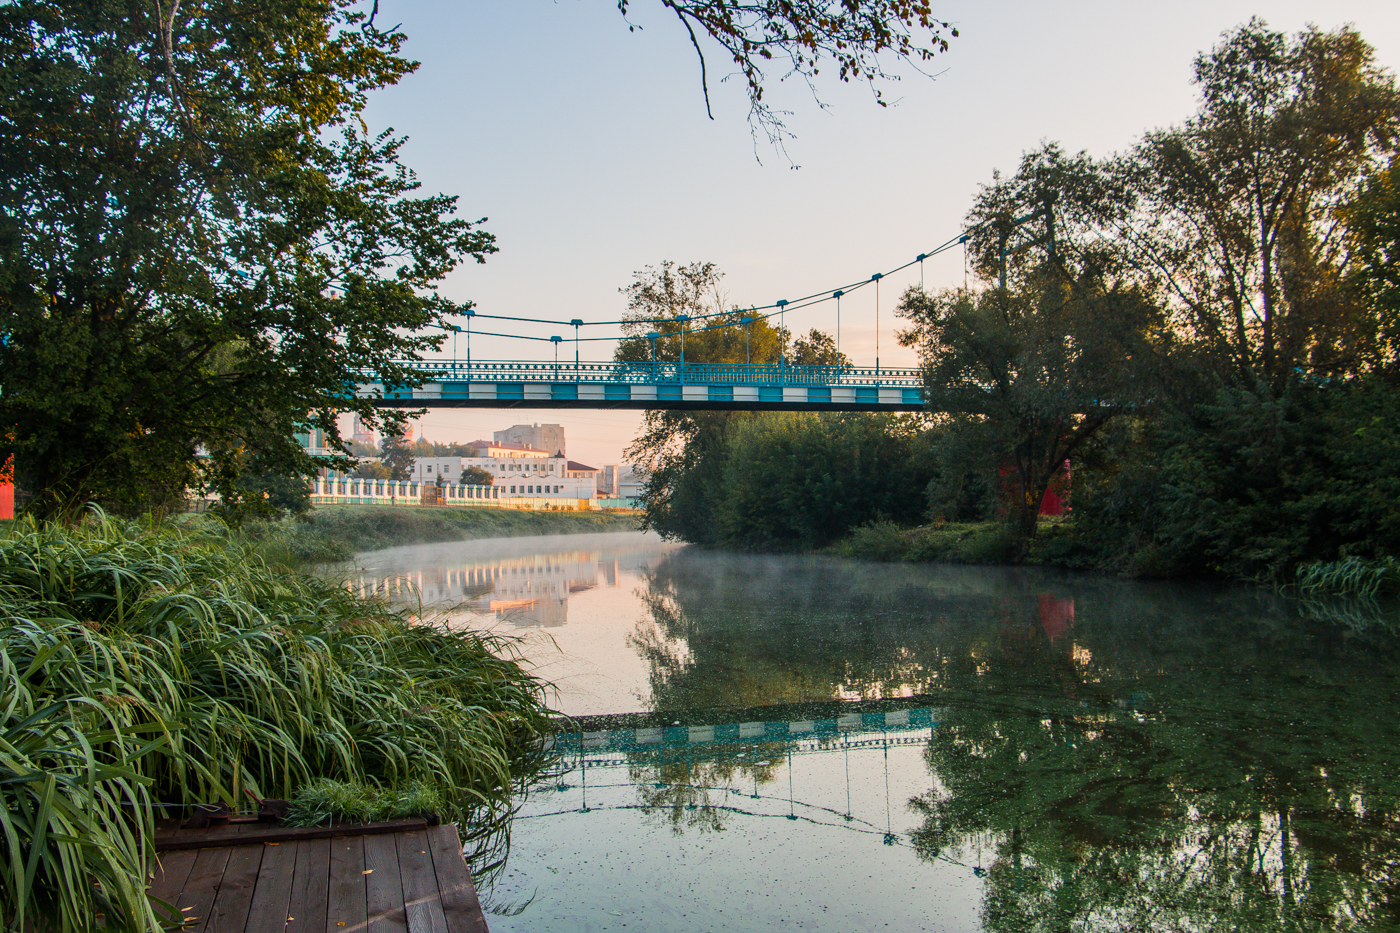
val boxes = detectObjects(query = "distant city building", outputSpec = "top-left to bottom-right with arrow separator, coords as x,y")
463,439 -> 551,460
599,464 -> 621,496
616,466 -> 645,499
494,423 -> 565,457
411,451 -> 595,499
293,426 -> 335,457
351,414 -> 376,447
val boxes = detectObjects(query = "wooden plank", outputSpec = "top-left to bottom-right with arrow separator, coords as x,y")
157,817 -> 430,851
364,832 -> 408,933
171,846 -> 233,931
285,838 -> 332,933
244,840 -> 299,931
395,831 -> 449,933
199,844 -> 263,933
425,826 -> 489,933
326,835 -> 368,933
146,849 -> 198,926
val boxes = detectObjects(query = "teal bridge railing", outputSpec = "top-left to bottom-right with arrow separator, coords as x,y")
357,360 -> 926,411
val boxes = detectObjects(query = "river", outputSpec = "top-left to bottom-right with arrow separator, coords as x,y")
345,531 -> 1400,932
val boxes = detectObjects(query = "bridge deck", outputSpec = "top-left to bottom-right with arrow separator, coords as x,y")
356,361 -> 926,411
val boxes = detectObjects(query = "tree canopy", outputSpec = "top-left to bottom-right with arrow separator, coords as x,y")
0,0 -> 492,516
1127,20 -> 1400,388
624,0 -> 957,148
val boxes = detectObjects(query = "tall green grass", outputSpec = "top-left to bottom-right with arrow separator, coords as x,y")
0,513 -> 554,931
1296,556 -> 1400,598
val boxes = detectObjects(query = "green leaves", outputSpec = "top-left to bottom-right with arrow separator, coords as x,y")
0,0 -> 492,517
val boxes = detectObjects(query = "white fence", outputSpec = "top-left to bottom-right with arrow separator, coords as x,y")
309,479 -> 627,512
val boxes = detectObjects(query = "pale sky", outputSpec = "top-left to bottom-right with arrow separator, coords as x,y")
353,0 -> 1400,470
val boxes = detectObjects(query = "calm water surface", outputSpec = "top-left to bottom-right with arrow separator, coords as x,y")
348,531 -> 1400,932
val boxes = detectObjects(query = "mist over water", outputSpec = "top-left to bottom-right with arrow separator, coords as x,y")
345,533 -> 1400,932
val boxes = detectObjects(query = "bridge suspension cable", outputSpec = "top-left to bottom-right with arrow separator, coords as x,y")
444,230 -> 973,347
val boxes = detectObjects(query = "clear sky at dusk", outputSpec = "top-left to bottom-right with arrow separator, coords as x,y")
357,0 -> 1400,470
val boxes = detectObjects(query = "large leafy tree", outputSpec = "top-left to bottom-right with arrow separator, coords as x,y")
0,0 -> 493,517
1344,155 -> 1400,377
1127,21 -> 1400,389
898,146 -> 1168,549
616,261 -> 783,538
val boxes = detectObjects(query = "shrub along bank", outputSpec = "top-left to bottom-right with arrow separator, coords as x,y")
0,515 -> 554,932
208,504 -> 640,563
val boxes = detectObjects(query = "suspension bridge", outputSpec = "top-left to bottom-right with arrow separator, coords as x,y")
354,233 -> 972,412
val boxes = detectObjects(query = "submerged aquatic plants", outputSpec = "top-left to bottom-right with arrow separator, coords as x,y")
0,513 -> 554,932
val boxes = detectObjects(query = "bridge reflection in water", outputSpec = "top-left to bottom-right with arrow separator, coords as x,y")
536,707 -> 943,850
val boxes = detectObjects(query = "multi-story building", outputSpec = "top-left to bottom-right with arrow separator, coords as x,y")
599,464 -> 621,496
463,440 -> 551,460
410,451 -> 597,498
493,423 -> 565,457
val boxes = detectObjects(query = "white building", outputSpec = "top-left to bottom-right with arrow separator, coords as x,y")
617,466 -> 646,499
463,439 -> 551,460
411,451 -> 596,499
494,423 -> 565,457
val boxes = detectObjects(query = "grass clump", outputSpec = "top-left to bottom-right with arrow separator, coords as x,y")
284,778 -> 444,827
834,520 -> 1021,565
0,512 -> 553,932
1296,556 -> 1400,598
182,505 -> 641,560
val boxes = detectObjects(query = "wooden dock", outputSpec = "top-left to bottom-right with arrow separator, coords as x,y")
148,818 -> 490,932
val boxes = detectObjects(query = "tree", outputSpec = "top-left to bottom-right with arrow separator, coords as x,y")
624,1 -> 957,150
617,261 -> 783,537
460,466 -> 494,486
1128,21 -> 1400,389
217,469 -> 312,523
0,0 -> 492,518
380,435 -> 415,481
791,329 -> 851,367
714,413 -> 934,550
898,146 -> 1168,550
1344,155 -> 1400,377
356,459 -> 393,481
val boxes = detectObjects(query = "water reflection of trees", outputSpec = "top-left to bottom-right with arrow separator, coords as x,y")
628,751 -> 784,835
631,548 -> 1400,930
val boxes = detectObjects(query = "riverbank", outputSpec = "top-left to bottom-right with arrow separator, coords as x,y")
216,504 -> 641,563
832,518 -> 1065,568
832,518 -> 1400,602
0,515 -> 555,930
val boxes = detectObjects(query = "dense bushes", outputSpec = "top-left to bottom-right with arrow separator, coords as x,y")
645,413 -> 937,551
0,515 -> 553,931
1067,380 -> 1400,581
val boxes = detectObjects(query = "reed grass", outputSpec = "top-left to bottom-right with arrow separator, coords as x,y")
0,512 -> 554,931
1296,556 -> 1400,598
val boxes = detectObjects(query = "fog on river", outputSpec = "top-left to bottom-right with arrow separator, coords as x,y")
336,531 -> 1400,933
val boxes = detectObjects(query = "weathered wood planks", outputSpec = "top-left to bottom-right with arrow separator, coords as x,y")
146,825 -> 488,933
